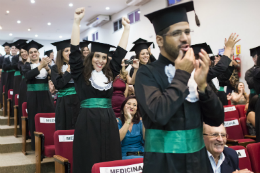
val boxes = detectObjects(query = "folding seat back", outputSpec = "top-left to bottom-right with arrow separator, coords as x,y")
3,85 -> 5,93
224,105 -> 239,119
54,130 -> 75,173
8,89 -> 13,100
15,94 -> 19,106
92,158 -> 143,173
224,118 -> 244,139
236,105 -> 246,118
228,100 -> 232,105
240,117 -> 249,136
229,146 -> 252,171
22,102 -> 28,117
247,143 -> 260,173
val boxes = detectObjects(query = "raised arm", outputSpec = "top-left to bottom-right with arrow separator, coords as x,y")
126,59 -> 139,85
118,17 -> 130,50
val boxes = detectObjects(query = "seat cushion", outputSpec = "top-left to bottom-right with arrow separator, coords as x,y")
44,145 -> 55,157
237,139 -> 255,143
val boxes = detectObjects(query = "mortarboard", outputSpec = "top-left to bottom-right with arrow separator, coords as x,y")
44,50 -> 54,57
89,41 -> 116,54
80,41 -> 91,49
250,46 -> 260,57
23,40 -> 43,52
13,39 -> 27,48
145,1 -> 199,34
133,38 -> 155,48
51,39 -> 71,51
2,42 -> 11,47
130,42 -> 153,54
16,42 -> 27,50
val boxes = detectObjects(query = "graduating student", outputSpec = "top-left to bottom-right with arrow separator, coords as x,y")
80,41 -> 91,60
70,8 -> 131,173
51,39 -> 80,130
132,38 -> 157,62
45,50 -> 55,66
0,42 -> 11,107
135,1 -> 225,172
245,46 -> 260,100
22,40 -> 55,150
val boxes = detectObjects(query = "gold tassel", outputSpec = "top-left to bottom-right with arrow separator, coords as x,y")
195,12 -> 200,27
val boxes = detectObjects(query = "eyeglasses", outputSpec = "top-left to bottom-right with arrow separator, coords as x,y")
203,133 -> 228,139
163,29 -> 194,37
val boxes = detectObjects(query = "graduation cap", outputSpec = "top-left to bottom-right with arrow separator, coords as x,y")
23,40 -> 43,52
13,39 -> 27,48
51,39 -> 71,51
206,45 -> 213,55
44,50 -> 53,57
2,42 -> 11,47
80,41 -> 91,49
145,1 -> 200,34
16,42 -> 27,50
133,38 -> 155,48
250,46 -> 260,57
88,41 -> 116,54
191,43 -> 211,55
130,42 -> 153,54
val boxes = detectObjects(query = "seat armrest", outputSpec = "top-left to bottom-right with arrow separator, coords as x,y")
226,139 -> 239,146
54,155 -> 70,173
244,135 -> 256,139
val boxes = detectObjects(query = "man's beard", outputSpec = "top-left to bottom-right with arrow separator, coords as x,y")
164,39 -> 188,61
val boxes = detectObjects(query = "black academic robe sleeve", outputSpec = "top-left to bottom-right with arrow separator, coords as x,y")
18,61 -> 25,75
11,55 -> 19,70
22,62 -> 40,80
207,55 -> 231,82
3,57 -> 13,71
0,56 -> 4,69
150,54 -> 157,62
135,67 -> 191,126
69,45 -> 84,80
110,46 -> 127,79
245,67 -> 254,89
199,86 -> 224,126
51,65 -> 72,89
218,66 -> 234,86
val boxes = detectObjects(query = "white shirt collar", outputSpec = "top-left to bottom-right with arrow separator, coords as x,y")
207,151 -> 225,173
89,70 -> 112,91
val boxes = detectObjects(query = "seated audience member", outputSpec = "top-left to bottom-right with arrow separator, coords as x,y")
227,82 -> 249,106
203,123 -> 253,173
117,96 -> 144,160
246,95 -> 258,135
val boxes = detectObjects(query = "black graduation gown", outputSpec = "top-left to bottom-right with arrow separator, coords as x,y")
3,55 -> 16,117
18,61 -> 28,133
135,54 -> 224,173
253,67 -> 260,142
22,63 -> 55,150
51,64 -> 80,130
0,55 -> 5,106
12,56 -> 22,113
110,46 -> 127,79
245,66 -> 257,100
69,45 -> 121,173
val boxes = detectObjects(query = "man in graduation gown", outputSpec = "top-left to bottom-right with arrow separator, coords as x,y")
135,1 -> 225,172
245,46 -> 260,101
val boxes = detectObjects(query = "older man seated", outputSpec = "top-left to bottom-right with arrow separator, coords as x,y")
203,123 -> 253,173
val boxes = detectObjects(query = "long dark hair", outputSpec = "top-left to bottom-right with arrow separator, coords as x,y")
136,49 -> 150,64
246,95 -> 258,116
120,95 -> 140,125
83,52 -> 113,85
81,46 -> 89,59
56,49 -> 66,75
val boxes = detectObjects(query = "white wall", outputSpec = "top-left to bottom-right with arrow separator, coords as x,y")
80,0 -> 260,93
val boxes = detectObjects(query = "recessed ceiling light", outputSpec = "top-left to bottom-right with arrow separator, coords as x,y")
59,36 -> 62,38
31,0 -> 35,3
0,26 -> 2,30
17,20 -> 21,24
6,11 -> 9,13
69,3 -> 73,7
106,7 -> 110,10
35,35 -> 38,37
28,28 -> 31,31
9,33 -> 12,36
79,25 -> 81,27
138,11 -> 141,13
47,22 -> 51,25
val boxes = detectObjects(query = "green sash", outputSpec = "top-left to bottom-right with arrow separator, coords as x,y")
58,87 -> 77,97
6,69 -> 15,73
250,89 -> 256,94
218,86 -> 225,92
27,83 -> 49,91
22,76 -> 25,79
14,71 -> 21,76
80,98 -> 112,108
2,69 -> 4,72
145,126 -> 205,154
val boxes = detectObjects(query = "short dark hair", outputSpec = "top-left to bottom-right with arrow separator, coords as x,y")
157,26 -> 170,38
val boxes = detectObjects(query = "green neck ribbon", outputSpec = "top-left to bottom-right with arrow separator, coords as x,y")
58,87 -> 77,97
218,86 -> 225,92
250,89 -> 256,94
27,83 -> 49,91
80,98 -> 112,108
145,126 -> 205,154
14,71 -> 21,76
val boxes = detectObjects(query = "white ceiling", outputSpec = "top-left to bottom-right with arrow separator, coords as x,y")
0,0 -> 128,41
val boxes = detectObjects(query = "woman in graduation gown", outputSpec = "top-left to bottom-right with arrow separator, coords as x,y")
80,42 -> 90,60
70,8 -> 131,173
51,39 -> 80,130
22,40 -> 55,150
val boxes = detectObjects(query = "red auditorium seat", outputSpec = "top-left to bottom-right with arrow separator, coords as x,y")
92,158 -> 143,173
224,105 -> 240,119
14,94 -> 19,137
239,117 -> 256,140
236,105 -> 246,118
34,113 -> 56,173
2,85 -> 6,116
247,143 -> 260,173
229,146 -> 252,171
53,130 -> 74,173
225,118 -> 255,147
228,100 -> 232,105
21,102 -> 29,155
7,89 -> 13,126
